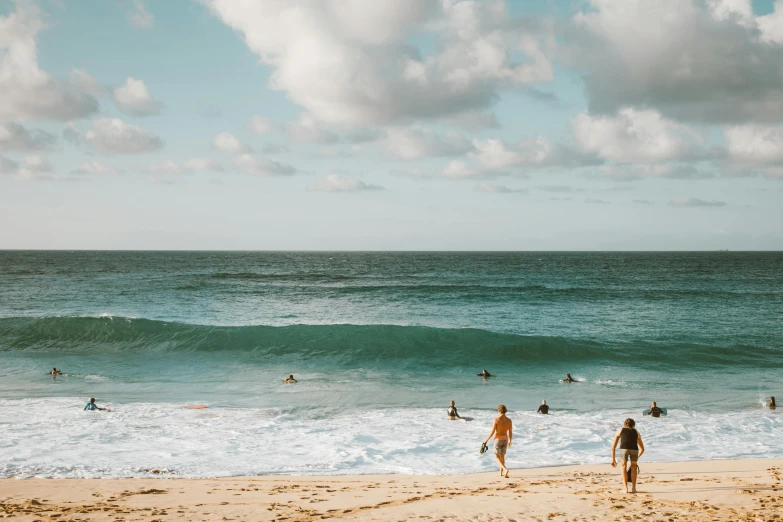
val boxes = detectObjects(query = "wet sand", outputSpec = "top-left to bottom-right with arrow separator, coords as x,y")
1,458 -> 781,521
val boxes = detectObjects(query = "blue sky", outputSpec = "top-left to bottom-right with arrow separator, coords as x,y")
1,0 -> 782,250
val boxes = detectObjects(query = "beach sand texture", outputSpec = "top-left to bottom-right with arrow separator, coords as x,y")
1,459 -> 781,521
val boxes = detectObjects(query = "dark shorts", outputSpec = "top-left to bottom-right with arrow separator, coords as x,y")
620,449 -> 638,463
495,439 -> 508,456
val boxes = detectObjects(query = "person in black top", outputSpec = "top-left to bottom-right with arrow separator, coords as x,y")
477,369 -> 492,378
647,401 -> 666,417
536,400 -> 549,414
565,373 -> 576,383
447,400 -> 462,420
611,418 -> 645,493
769,396 -> 776,409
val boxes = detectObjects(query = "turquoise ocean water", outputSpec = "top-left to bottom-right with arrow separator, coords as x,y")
0,251 -> 780,477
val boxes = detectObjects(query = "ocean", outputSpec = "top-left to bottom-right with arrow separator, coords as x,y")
0,251 -> 781,478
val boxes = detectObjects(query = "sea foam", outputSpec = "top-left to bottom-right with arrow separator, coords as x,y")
1,398 -> 780,479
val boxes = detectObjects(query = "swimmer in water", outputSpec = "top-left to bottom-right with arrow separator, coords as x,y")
565,373 -> 576,383
284,374 -> 297,383
769,396 -> 776,409
483,404 -> 512,478
648,401 -> 666,417
536,400 -> 549,414
477,369 -> 492,378
447,400 -> 462,420
84,398 -> 107,411
49,368 -> 63,376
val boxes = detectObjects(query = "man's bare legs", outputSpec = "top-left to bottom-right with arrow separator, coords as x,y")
630,465 -> 637,493
496,454 -> 509,478
621,465 -> 629,493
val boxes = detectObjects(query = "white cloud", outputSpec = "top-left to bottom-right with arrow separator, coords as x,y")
183,158 -> 223,172
23,155 -> 52,172
0,1 -> 98,121
249,116 -> 273,135
213,132 -> 251,154
669,197 -> 728,207
307,174 -> 383,192
725,125 -> 783,165
84,118 -> 163,155
537,185 -> 581,193
442,160 -> 479,179
112,77 -> 161,116
148,160 -> 184,175
572,109 -> 705,163
569,0 -> 783,124
285,115 -> 339,144
148,158 -> 224,175
585,197 -> 610,204
71,160 -> 123,175
382,128 -> 472,160
204,0 -> 552,126
129,0 -> 153,29
474,183 -> 527,194
69,69 -> 105,97
757,0 -> 783,44
0,122 -> 56,151
233,154 -> 296,176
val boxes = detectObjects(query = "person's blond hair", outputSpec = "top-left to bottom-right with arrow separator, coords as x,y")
498,404 -> 507,414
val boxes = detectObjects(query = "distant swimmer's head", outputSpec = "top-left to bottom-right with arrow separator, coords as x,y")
289,375 -> 294,379
90,398 -> 95,403
652,401 -> 657,407
450,400 -> 455,406
623,418 -> 636,428
498,404 -> 507,414
542,400 -> 547,405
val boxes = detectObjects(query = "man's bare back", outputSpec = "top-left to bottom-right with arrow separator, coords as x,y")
494,415 -> 512,438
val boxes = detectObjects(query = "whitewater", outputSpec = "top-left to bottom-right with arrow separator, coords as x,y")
0,251 -> 781,478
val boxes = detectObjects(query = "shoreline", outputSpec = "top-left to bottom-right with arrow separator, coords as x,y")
2,458 -> 781,521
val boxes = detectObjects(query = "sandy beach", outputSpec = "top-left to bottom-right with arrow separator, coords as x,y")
1,459 -> 780,521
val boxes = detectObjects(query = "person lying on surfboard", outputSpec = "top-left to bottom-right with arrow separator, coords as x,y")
284,374 -> 297,383
84,398 -> 108,411
477,369 -> 492,378
565,373 -> 576,383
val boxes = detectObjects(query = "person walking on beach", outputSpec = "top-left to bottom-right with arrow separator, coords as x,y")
536,400 -> 549,414
483,404 -> 512,478
611,418 -> 644,493
447,400 -> 462,420
769,396 -> 776,409
84,398 -> 107,411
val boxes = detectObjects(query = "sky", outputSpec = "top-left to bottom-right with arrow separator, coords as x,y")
1,0 -> 783,250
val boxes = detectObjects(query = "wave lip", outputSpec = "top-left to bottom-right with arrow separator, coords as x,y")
0,316 -> 777,369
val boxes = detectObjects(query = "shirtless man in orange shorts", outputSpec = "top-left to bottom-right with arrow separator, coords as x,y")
483,404 -> 513,478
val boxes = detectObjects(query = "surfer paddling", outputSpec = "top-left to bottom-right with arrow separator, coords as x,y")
483,404 -> 512,478
564,373 -> 576,383
84,398 -> 108,411
284,374 -> 297,383
477,369 -> 492,378
49,368 -> 63,376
